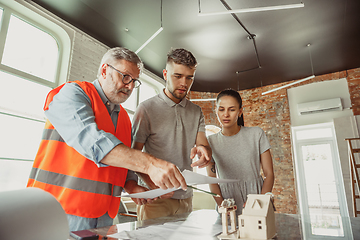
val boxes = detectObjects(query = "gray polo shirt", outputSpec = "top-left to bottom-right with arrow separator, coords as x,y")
132,89 -> 206,199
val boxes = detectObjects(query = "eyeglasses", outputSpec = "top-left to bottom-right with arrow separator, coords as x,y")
107,64 -> 141,88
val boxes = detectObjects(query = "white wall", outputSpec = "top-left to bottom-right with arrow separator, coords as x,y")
287,78 -> 353,127
288,78 -> 356,216
334,115 -> 360,216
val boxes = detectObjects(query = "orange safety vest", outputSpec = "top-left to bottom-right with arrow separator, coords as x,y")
27,81 -> 130,219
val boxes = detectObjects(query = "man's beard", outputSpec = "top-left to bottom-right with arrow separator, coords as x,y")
169,88 -> 187,101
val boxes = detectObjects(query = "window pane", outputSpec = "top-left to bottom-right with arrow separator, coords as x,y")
121,88 -> 137,112
296,128 -> 332,140
0,71 -> 51,120
301,143 -> 343,237
139,82 -> 157,104
0,159 -> 33,192
0,113 -> 44,160
2,15 -> 59,82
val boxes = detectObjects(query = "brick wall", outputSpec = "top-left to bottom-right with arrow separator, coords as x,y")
189,67 -> 360,214
347,68 -> 360,115
68,32 -> 109,82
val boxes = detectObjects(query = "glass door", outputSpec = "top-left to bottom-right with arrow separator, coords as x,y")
292,123 -> 353,239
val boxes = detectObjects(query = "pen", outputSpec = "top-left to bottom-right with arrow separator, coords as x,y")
187,185 -> 220,197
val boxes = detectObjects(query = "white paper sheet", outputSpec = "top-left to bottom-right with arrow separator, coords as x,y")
182,170 -> 239,185
121,170 -> 239,198
121,187 -> 179,199
108,220 -> 222,240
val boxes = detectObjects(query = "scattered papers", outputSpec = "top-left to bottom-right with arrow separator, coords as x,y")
121,170 -> 239,198
108,220 -> 222,240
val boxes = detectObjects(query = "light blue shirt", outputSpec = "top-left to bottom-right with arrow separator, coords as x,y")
45,79 -> 137,182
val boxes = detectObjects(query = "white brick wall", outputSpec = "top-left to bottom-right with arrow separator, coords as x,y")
68,32 -> 109,82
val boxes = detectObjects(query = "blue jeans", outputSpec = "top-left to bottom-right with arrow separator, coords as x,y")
67,212 -> 113,231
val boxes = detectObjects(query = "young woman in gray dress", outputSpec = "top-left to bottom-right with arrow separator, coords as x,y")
206,89 -> 274,215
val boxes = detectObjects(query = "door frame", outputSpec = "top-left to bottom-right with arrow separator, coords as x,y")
291,122 -> 352,240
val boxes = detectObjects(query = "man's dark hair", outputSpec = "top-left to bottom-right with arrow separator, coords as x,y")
167,48 -> 197,69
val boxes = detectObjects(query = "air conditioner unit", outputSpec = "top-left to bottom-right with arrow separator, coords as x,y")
297,98 -> 343,115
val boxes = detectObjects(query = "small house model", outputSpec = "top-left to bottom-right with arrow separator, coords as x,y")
217,198 -> 238,239
238,194 -> 276,239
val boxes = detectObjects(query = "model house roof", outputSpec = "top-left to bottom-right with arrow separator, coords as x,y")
242,194 -> 273,217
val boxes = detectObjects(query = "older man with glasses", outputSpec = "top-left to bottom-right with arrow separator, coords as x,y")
27,47 -> 187,232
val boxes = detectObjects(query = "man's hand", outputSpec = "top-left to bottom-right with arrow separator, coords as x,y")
123,180 -> 158,205
190,145 -> 211,168
132,141 -> 187,191
137,172 -> 175,200
146,157 -> 187,191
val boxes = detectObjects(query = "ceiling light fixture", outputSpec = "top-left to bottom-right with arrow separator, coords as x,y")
135,27 -> 163,54
261,75 -> 315,95
198,2 -> 304,16
217,0 -> 262,75
190,98 -> 217,102
262,43 -> 315,95
135,0 -> 163,54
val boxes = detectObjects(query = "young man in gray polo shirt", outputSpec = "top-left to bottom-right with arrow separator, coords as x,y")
132,48 -> 212,220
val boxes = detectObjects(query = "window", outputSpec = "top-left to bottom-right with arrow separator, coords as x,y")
139,80 -> 159,104
292,123 -> 353,239
0,2 -> 70,192
123,71 -> 165,119
2,15 -> 58,82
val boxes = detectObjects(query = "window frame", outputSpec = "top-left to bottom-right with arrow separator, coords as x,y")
0,1 -> 71,89
0,1 -> 71,121
0,0 -> 71,192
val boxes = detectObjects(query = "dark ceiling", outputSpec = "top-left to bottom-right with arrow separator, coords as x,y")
31,0 -> 360,93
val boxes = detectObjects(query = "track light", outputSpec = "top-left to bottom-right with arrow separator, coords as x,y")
135,0 -> 163,54
135,27 -> 163,54
198,2 -> 304,16
261,75 -> 315,95
262,43 -> 315,95
190,98 -> 217,102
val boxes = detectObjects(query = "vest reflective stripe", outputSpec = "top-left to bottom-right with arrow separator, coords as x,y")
29,168 -> 122,197
42,128 -> 65,142
27,81 -> 130,219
